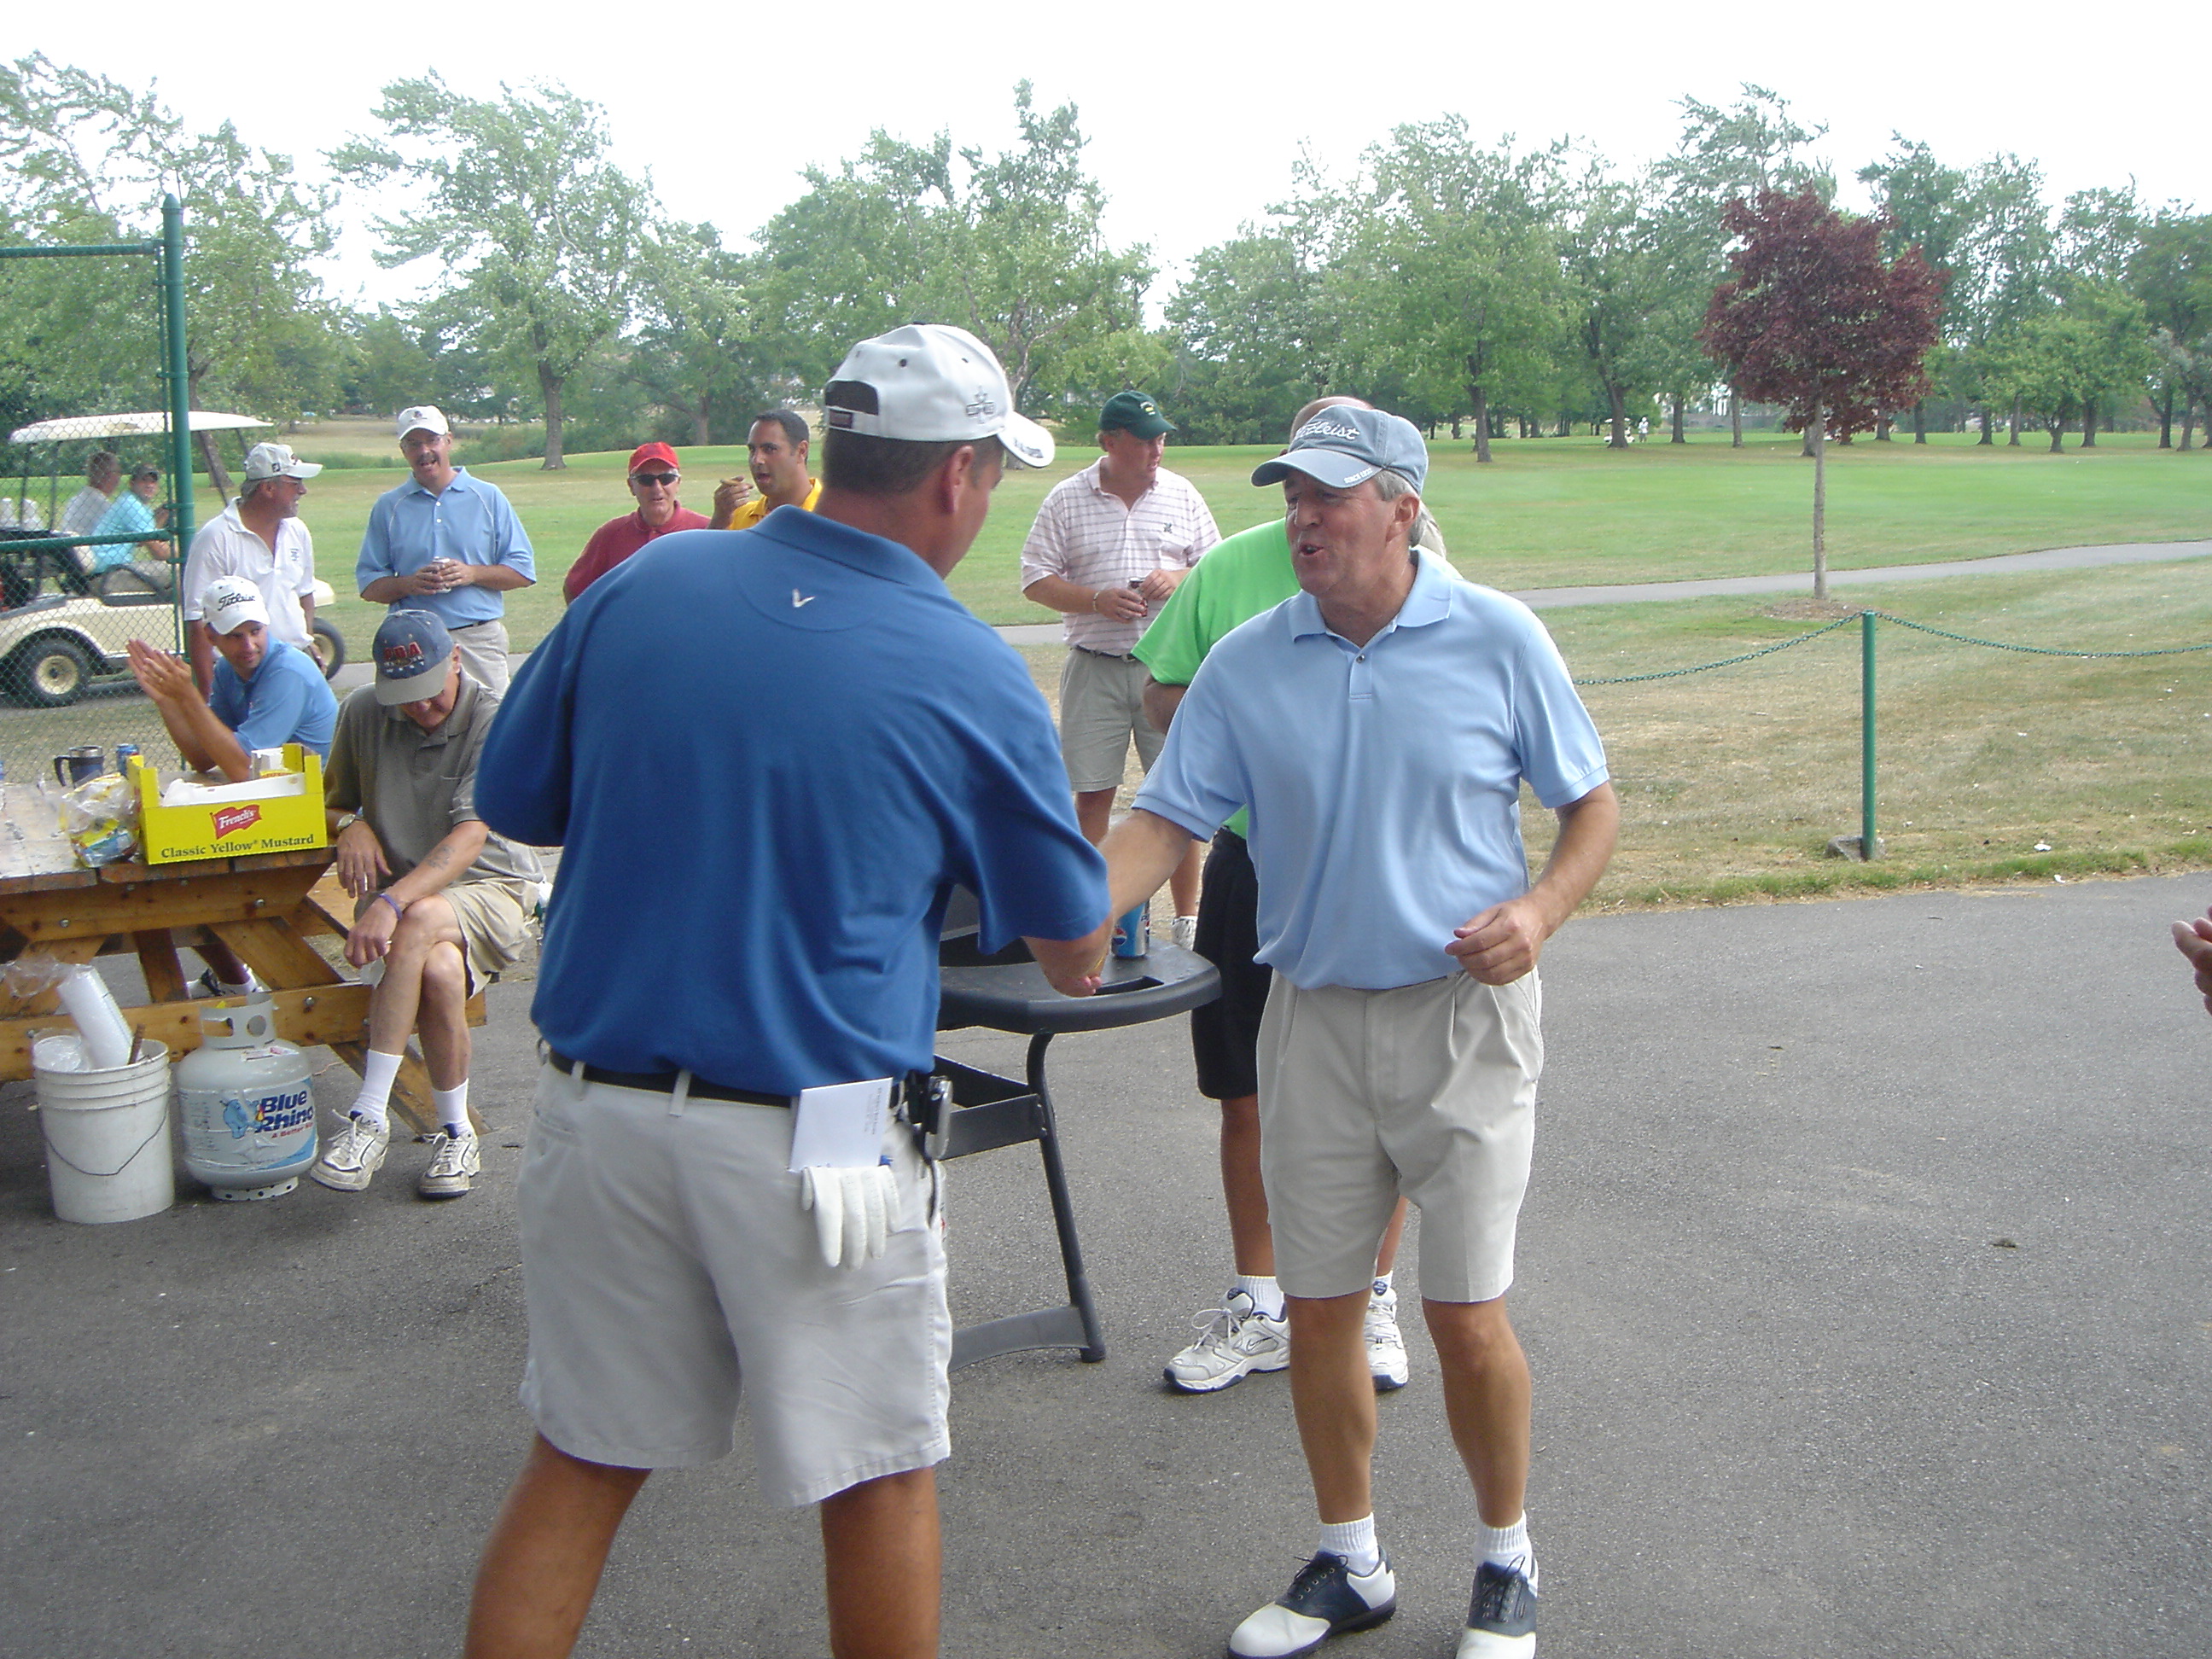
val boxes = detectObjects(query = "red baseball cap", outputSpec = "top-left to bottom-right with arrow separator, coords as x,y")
627,442 -> 680,474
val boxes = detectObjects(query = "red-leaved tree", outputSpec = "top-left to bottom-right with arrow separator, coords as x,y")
1700,189 -> 1947,597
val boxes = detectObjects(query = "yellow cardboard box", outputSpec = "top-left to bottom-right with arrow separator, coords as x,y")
134,745 -> 329,864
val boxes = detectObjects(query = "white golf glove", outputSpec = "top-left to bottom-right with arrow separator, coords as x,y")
799,1161 -> 900,1268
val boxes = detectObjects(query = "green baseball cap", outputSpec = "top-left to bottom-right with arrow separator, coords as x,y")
1100,391 -> 1174,439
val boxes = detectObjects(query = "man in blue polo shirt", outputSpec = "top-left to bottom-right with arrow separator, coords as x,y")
1102,407 -> 1617,1659
126,574 -> 336,777
466,323 -> 1109,1659
127,574 -> 340,998
357,405 -> 534,692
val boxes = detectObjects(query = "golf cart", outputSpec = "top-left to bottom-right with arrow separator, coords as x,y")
1,410 -> 346,707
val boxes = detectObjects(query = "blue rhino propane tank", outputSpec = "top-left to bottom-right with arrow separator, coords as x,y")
177,996 -> 316,1201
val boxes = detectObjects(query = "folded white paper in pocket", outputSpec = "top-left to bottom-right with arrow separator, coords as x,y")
788,1076 -> 894,1172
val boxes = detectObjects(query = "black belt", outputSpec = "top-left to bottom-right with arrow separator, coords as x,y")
1073,643 -> 1133,660
545,1048 -> 792,1107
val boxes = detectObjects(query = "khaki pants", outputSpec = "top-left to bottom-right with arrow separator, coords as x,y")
450,619 -> 510,695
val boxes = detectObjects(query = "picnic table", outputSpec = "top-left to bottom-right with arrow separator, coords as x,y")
0,782 -> 482,1133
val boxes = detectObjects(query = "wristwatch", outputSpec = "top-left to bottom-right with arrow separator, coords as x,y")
334,812 -> 361,833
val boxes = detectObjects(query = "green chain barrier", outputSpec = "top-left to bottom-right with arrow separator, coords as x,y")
1567,604 -> 2212,868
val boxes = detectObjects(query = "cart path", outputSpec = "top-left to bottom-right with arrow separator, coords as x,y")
986,536 -> 2212,643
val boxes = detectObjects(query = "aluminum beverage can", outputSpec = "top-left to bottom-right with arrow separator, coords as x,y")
1110,902 -> 1150,958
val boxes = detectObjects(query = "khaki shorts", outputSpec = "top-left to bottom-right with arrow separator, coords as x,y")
449,618 -> 510,695
517,1062 -> 951,1505
1057,647 -> 1163,792
352,879 -> 531,993
1257,971 -> 1543,1303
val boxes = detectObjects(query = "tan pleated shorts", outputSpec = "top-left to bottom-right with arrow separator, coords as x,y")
1257,970 -> 1543,1304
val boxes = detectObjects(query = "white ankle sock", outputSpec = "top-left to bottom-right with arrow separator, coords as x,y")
432,1082 -> 471,1138
1371,1270 -> 1394,1299
349,1050 -> 404,1129
1318,1515 -> 1382,1576
1479,1514 -> 1536,1588
1236,1274 -> 1285,1319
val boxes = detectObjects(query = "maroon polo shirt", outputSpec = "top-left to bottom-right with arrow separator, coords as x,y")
562,505 -> 710,602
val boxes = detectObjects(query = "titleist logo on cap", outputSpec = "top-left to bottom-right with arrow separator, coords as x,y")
1296,416 -> 1365,445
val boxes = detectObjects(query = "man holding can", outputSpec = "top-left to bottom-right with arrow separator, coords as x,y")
357,406 -> 534,693
1020,391 -> 1217,944
1101,406 -> 1616,1659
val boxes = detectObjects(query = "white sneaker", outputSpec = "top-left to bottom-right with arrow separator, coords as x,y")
1171,913 -> 1199,951
311,1115 -> 390,1192
417,1127 -> 481,1199
1164,1289 -> 1289,1393
1365,1284 -> 1410,1392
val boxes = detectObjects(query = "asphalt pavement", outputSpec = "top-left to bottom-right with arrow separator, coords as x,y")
3,873 -> 2209,1656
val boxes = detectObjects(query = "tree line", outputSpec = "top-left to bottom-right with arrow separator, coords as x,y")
3,58 -> 2205,469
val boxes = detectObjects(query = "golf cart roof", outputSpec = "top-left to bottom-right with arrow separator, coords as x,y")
7,410 -> 273,443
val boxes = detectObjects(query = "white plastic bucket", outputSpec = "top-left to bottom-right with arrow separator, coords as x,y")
33,1039 -> 175,1224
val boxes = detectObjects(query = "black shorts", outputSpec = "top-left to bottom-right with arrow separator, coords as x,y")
1190,830 -> 1272,1102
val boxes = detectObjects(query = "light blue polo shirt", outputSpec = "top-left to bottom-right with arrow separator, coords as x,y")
208,637 -> 339,760
1134,553 -> 1608,992
90,492 -> 158,570
356,467 -> 533,629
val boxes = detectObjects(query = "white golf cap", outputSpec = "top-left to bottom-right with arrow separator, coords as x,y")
242,442 -> 322,483
395,405 -> 451,439
201,576 -> 271,636
823,324 -> 1053,469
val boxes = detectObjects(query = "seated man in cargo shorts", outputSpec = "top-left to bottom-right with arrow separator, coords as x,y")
310,609 -> 542,1201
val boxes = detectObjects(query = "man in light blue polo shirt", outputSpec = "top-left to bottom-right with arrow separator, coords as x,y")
127,574 -> 337,776
1101,406 -> 1617,1659
128,574 -> 341,998
357,405 -> 534,692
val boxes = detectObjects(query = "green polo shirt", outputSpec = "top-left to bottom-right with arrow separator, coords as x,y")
1132,519 -> 1301,839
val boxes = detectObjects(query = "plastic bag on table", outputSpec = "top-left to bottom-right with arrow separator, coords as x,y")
57,770 -> 138,867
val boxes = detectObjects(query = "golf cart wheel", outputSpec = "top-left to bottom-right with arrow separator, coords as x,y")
10,635 -> 94,708
309,618 -> 346,678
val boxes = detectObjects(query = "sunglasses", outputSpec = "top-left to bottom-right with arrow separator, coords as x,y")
632,470 -> 679,486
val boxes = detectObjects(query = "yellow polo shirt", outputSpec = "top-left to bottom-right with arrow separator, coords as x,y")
729,478 -> 823,528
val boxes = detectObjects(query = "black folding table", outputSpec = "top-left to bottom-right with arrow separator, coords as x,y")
935,919 -> 1218,1371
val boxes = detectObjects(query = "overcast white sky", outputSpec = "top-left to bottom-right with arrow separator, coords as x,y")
18,2 -> 2207,311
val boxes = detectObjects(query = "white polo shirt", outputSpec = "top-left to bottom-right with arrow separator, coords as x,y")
182,503 -> 317,649
1019,460 -> 1219,654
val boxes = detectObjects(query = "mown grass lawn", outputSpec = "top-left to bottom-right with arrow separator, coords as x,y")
287,427 -> 2211,657
93,422 -> 2204,910
1021,553 -> 2212,911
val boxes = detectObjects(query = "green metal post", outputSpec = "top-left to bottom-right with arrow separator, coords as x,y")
160,195 -> 194,596
1860,609 -> 1877,859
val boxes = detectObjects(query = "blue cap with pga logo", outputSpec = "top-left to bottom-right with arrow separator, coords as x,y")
1251,405 -> 1429,493
372,609 -> 454,705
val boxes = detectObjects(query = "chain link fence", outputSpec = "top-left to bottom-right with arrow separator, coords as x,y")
0,212 -> 198,789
